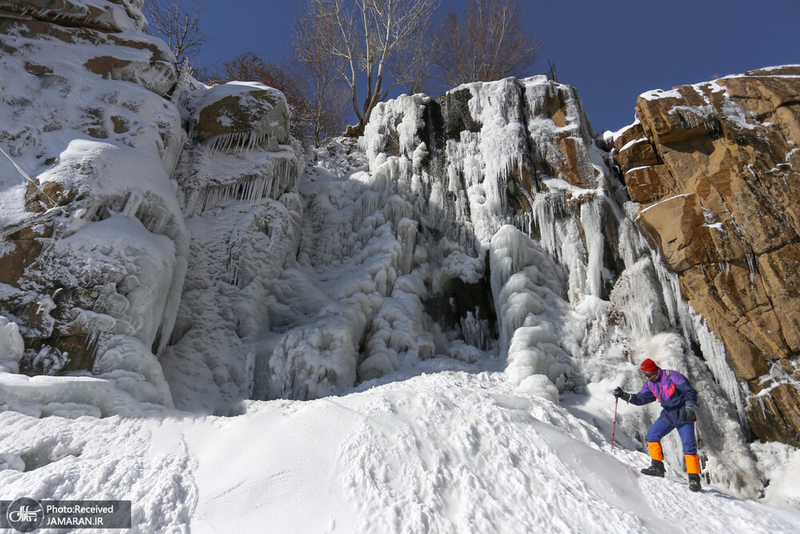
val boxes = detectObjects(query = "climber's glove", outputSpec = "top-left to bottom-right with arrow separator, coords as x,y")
614,387 -> 631,402
683,403 -> 697,423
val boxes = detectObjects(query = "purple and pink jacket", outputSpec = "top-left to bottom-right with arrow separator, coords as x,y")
629,369 -> 698,427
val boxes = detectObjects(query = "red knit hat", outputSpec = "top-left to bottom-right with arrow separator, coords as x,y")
640,358 -> 659,373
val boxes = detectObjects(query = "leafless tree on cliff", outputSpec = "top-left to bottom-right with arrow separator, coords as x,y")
431,0 -> 543,89
293,8 -> 350,145
145,0 -> 210,65
294,0 -> 440,136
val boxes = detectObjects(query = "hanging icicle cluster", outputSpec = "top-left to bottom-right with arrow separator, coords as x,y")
201,131 -> 271,153
180,156 -> 297,215
200,175 -> 276,212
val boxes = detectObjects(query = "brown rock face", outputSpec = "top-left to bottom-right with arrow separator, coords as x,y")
0,0 -> 146,33
616,66 -> 800,445
188,83 -> 291,149
0,16 -> 177,98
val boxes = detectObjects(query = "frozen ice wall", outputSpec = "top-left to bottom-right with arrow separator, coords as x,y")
257,142 -> 439,403
343,76 -> 762,496
0,0 -> 189,413
157,81 -> 302,414
359,76 -> 619,386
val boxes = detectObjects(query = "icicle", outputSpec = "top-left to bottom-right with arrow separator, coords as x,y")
153,208 -> 171,235
271,173 -> 281,199
514,211 -> 533,236
745,253 -> 757,283
580,200 -> 605,297
531,191 -> 566,261
202,130 -> 269,154
153,257 -> 188,356
460,309 -> 491,350
396,218 -> 417,275
692,313 -> 748,425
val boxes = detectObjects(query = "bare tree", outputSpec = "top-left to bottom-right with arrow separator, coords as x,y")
145,0 -> 210,65
431,0 -> 543,89
295,0 -> 440,136
292,8 -> 350,145
390,28 -> 431,95
213,53 -> 289,89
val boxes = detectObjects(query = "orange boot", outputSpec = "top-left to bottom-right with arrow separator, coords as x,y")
641,442 -> 666,477
686,454 -> 702,492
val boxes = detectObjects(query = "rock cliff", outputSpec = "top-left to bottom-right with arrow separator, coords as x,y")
612,66 -> 800,445
0,0 -> 187,410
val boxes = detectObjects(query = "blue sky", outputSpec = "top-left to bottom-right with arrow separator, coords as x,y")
194,0 -> 799,132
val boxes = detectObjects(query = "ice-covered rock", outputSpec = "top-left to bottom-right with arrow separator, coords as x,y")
333,75 -> 761,493
0,0 -> 187,411
0,2 -> 790,500
184,81 -> 291,152
158,79 -> 301,414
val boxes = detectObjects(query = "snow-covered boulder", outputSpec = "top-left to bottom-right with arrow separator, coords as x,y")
185,82 -> 291,151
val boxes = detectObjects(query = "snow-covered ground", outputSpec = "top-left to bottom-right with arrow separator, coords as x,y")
2,362 -> 800,533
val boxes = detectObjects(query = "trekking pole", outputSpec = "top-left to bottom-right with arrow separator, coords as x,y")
611,398 -> 619,451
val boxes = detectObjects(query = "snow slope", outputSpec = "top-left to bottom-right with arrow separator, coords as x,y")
2,365 -> 799,533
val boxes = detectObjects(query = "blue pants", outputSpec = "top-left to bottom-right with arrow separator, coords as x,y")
646,417 -> 697,455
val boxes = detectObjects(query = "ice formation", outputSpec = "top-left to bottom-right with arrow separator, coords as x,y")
0,2 -> 190,412
325,75 -> 763,496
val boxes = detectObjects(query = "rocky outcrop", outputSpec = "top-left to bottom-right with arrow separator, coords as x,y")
0,0 -> 147,33
0,0 -> 187,408
613,66 -> 800,445
0,1 -> 300,414
187,82 -> 291,149
0,1 -> 176,98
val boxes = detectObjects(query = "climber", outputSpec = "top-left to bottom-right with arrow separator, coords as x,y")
614,358 -> 702,492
